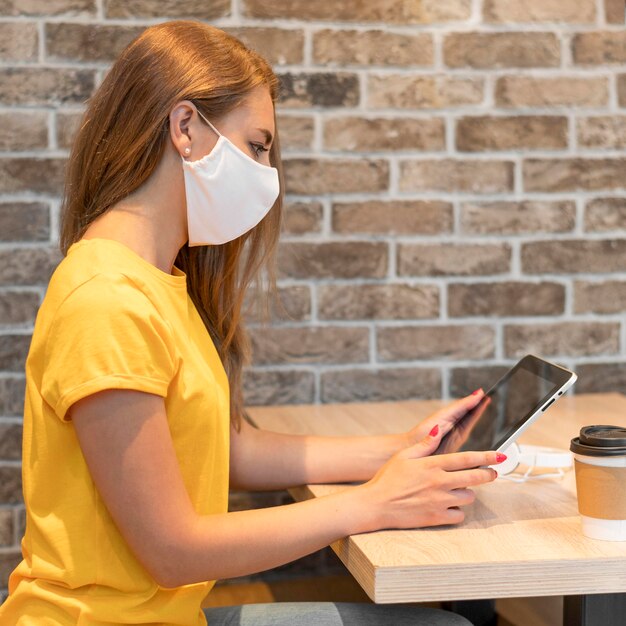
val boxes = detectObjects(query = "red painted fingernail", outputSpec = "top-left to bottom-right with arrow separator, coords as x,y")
429,424 -> 439,437
471,388 -> 482,395
496,453 -> 507,463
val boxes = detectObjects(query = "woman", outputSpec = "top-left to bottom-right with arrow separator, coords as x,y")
0,21 -> 505,625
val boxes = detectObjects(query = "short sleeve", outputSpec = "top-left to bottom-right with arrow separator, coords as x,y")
41,273 -> 177,422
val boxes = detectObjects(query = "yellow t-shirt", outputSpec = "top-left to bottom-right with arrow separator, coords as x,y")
0,237 -> 230,625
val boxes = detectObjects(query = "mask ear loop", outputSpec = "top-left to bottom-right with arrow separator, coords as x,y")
181,108 -> 222,162
196,108 -> 222,138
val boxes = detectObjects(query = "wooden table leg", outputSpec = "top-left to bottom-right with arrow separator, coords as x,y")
563,593 -> 626,626
441,599 -> 497,626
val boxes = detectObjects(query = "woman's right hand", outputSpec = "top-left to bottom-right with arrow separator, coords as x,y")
357,430 -> 506,531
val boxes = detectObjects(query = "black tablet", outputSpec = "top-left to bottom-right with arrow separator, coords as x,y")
433,354 -> 577,456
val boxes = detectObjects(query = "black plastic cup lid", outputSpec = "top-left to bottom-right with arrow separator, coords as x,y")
570,425 -> 626,457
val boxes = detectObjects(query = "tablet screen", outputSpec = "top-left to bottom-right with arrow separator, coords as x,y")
433,356 -> 570,455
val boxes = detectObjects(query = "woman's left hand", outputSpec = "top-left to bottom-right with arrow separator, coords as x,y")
405,388 -> 485,447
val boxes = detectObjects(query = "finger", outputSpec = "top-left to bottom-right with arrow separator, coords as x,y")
444,467 -> 498,489
436,450 -> 506,471
405,423 -> 442,459
433,388 -> 485,424
438,507 -> 465,526
448,488 -> 476,506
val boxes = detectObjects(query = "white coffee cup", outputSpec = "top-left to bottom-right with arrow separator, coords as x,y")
570,425 -> 626,541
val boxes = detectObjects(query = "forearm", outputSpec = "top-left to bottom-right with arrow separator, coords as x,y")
159,484 -> 375,587
230,423 -> 407,490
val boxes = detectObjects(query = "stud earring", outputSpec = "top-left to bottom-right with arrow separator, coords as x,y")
184,147 -> 191,155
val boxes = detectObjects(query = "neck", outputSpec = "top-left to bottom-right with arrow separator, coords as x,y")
82,145 -> 188,275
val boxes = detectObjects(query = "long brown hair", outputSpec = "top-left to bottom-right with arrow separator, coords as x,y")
59,20 -> 284,429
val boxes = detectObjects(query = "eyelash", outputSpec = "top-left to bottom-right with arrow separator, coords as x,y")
250,143 -> 269,157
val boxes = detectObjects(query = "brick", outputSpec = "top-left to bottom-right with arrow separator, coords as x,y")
484,0 -> 595,22
368,75 -> 484,109
460,201 -> 575,234
577,117 -> 626,149
283,159 -> 388,194
574,281 -> 626,314
321,367 -> 441,403
0,23 -> 38,61
245,285 -> 311,323
573,362 -> 626,394
282,201 -> 323,235
398,243 -> 511,277
606,0 -> 626,24
0,158 -> 66,195
243,369 -> 315,405
242,0 -> 472,23
0,113 -> 48,152
0,290 -> 41,326
277,115 -> 314,151
456,116 -> 567,151
2,0 -> 95,16
522,239 -> 626,274
495,76 -> 608,108
105,0 -> 230,18
0,203 -> 50,242
227,27 -> 303,66
332,200 -> 452,235
313,30 -> 433,67
0,424 -> 22,461
0,247 -> 62,286
378,324 -> 495,361
46,23 -> 144,63
278,73 -> 359,108
573,32 -> 626,65
504,322 -> 620,358
399,159 -> 514,193
56,110 -> 83,150
0,335 -> 31,372
0,467 -> 22,504
0,68 -> 95,106
585,197 -> 626,231
278,242 -> 387,279
324,117 -> 445,151
0,378 -> 25,416
523,158 -> 626,192
0,551 -> 22,588
250,326 -> 369,365
0,510 -> 12,546
444,33 -> 560,69
450,365 -> 510,398
318,283 -> 439,320
448,281 -> 565,317
619,75 -> 626,107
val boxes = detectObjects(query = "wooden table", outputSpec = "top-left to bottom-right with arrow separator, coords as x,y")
247,392 -> 626,626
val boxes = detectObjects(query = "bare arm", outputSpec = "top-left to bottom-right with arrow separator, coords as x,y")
229,390 -> 486,491
70,388 -> 502,588
229,416 -> 408,490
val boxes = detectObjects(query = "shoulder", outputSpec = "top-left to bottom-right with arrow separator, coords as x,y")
48,272 -> 171,340
57,272 -> 158,314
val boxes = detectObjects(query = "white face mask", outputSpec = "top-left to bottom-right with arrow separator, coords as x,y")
180,109 -> 280,246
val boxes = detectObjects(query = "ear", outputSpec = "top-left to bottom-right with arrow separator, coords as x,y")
169,100 -> 196,158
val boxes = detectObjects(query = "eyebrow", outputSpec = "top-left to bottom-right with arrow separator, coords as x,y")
256,128 -> 274,146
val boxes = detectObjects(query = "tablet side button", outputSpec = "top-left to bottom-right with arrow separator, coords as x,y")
542,398 -> 556,411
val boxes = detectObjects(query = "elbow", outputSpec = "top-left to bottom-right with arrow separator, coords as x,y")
135,534 -> 196,589
152,567 -> 184,590
148,551 -> 192,589
138,551 -> 183,589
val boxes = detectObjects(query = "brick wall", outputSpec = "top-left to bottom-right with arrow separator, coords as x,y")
2,0 -> 626,595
